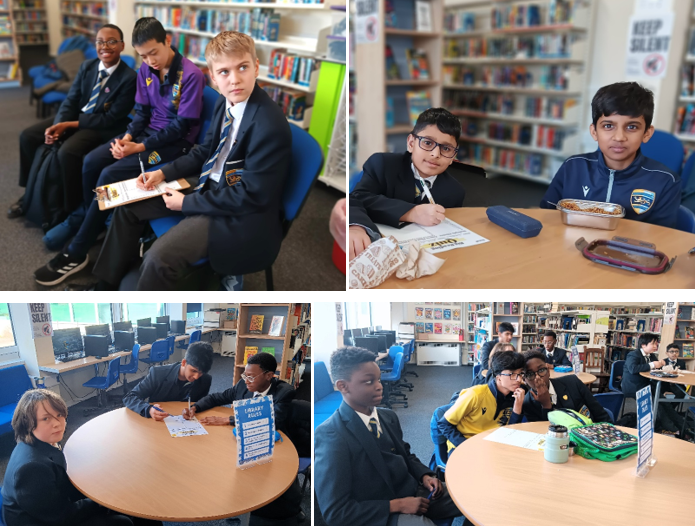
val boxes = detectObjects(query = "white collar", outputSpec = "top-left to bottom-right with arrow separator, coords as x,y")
355,406 -> 381,432
99,60 -> 120,76
548,379 -> 557,405
411,163 -> 437,186
254,384 -> 271,398
226,96 -> 249,121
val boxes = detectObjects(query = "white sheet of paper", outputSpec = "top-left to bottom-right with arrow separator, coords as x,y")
484,428 -> 546,451
102,179 -> 184,209
376,218 -> 489,254
163,415 -> 208,438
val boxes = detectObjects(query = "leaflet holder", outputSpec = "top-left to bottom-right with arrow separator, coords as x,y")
575,236 -> 675,274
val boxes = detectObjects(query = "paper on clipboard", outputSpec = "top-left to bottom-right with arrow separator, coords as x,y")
376,218 -> 489,254
97,177 -> 190,210
163,415 -> 208,438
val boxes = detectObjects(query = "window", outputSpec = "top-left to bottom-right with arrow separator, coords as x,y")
344,302 -> 392,330
0,303 -> 19,363
50,303 -> 114,330
186,303 -> 203,326
123,303 -> 167,322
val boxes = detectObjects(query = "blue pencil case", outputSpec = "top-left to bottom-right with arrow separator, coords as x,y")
486,206 -> 543,238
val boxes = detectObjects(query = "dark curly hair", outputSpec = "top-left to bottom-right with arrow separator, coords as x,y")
247,351 -> 277,373
412,107 -> 461,142
330,346 -> 377,383
522,349 -> 547,364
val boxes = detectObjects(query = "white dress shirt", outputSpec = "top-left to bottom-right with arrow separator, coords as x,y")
80,60 -> 120,113
210,97 -> 248,183
356,406 -> 382,434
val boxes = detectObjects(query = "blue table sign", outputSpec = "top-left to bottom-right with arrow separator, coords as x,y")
233,395 -> 275,469
635,385 -> 656,477
570,346 -> 582,374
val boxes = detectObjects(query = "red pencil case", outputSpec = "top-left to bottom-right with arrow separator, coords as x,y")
575,236 -> 675,274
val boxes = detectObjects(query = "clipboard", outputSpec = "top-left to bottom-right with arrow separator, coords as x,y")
96,177 -> 191,211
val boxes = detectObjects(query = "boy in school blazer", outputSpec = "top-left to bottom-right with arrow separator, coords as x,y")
539,330 -> 572,367
315,346 -> 461,526
122,341 -> 213,420
76,31 -> 292,291
34,17 -> 206,287
9,24 -> 136,218
349,107 -> 467,260
522,350 -> 611,423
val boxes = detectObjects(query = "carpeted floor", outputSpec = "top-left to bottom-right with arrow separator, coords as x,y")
0,353 -> 311,526
0,86 -> 345,291
313,364 -> 474,526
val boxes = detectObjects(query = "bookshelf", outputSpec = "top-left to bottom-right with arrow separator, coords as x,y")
12,0 -> 48,46
521,302 -> 550,350
442,0 -> 596,184
673,3 -> 695,157
491,301 -> 523,350
0,0 -> 21,87
673,302 -> 695,364
60,0 -> 108,41
353,0 -> 444,168
467,302 -> 490,365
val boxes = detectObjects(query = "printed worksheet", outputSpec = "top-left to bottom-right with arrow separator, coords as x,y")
99,178 -> 187,209
376,218 -> 489,254
163,415 -> 208,438
484,427 -> 546,451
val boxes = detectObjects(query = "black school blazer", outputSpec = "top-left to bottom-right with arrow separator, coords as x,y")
350,151 -> 466,233
161,83 -> 292,276
53,58 -> 137,138
522,374 -> 611,423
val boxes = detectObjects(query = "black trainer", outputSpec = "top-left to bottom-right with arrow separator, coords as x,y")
34,253 -> 89,286
7,198 -> 24,219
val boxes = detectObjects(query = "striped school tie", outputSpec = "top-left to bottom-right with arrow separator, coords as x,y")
368,418 -> 380,439
84,69 -> 109,114
195,107 -> 233,191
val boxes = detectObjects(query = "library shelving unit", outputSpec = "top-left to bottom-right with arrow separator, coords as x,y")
467,302 -> 490,365
0,0 -> 21,88
412,302 -> 464,366
353,0 -> 444,167
602,303 -> 664,365
521,302 -> 550,351
12,0 -> 48,46
491,302 -> 523,349
60,0 -> 108,41
534,308 -> 609,354
442,0 -> 596,184
672,3 -> 695,155
673,303 -> 695,367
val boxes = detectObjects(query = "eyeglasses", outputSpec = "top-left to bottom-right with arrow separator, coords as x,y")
412,135 -> 459,158
499,372 -> 524,381
96,40 -> 123,48
241,373 -> 258,382
524,367 -> 550,380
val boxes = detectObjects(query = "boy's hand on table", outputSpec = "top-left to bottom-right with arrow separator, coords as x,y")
349,225 -> 371,260
391,497 -> 429,515
182,405 -> 197,420
400,204 -> 445,226
199,416 -> 230,426
137,169 -> 164,190
149,404 -> 169,421
162,188 -> 184,211
421,474 -> 442,498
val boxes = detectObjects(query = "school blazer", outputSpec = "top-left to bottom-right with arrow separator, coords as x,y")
193,377 -> 295,433
122,361 -> 211,417
1,440 -> 99,526
350,151 -> 466,234
53,58 -> 137,138
622,350 -> 658,397
315,402 -> 434,526
664,358 -> 687,370
161,84 -> 292,276
522,374 -> 611,423
544,347 -> 572,366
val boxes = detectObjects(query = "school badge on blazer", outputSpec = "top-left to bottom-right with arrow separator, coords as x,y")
146,77 -> 153,87
148,151 -> 161,165
225,169 -> 243,186
103,102 -> 112,111
630,189 -> 655,214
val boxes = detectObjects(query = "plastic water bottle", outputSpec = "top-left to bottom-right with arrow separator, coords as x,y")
544,424 -> 570,464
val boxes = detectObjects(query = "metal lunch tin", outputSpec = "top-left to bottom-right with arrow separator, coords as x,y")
556,199 -> 625,230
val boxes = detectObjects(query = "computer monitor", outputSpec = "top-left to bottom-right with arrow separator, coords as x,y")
114,331 -> 135,352
137,318 -> 152,327
138,326 -> 157,345
353,328 -> 364,337
375,331 -> 395,348
353,336 -> 378,355
85,324 -> 111,343
52,328 -> 83,356
171,320 -> 186,335
153,323 -> 168,340
156,316 -> 170,331
84,335 -> 109,358
113,321 -> 133,331
375,325 -> 382,331
365,334 -> 387,352
343,333 -> 353,346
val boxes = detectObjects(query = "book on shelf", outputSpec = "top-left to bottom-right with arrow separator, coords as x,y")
258,82 -> 308,121
444,11 -> 476,34
260,346 -> 275,356
682,343 -> 694,358
385,44 -> 400,80
268,49 -> 317,87
415,0 -> 433,32
686,326 -> 695,339
243,346 -> 258,364
405,48 -> 430,80
268,316 -> 284,336
406,90 -> 432,126
249,314 -> 264,334
386,96 -> 395,128
384,0 -> 397,28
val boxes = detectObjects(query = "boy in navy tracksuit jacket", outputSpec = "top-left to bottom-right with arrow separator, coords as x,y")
541,82 -> 681,228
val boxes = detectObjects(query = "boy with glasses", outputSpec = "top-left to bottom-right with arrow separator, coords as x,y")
9,24 -> 136,221
437,351 -> 526,451
521,349 -> 610,423
539,330 -> 571,368
349,107 -> 467,260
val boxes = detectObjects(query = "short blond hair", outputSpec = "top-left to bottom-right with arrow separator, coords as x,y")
205,31 -> 257,66
12,389 -> 68,445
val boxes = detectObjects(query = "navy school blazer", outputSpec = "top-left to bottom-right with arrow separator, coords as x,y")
53,58 -> 137,139
160,83 -> 292,276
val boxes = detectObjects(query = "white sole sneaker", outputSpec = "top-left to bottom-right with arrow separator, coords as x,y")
35,254 -> 90,286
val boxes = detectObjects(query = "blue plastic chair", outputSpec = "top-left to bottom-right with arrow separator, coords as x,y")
349,170 -> 363,193
593,392 -> 624,423
189,329 -> 201,344
473,364 -> 482,378
379,344 -> 403,371
608,360 -> 624,393
119,343 -> 140,393
0,485 -> 4,526
429,404 -> 451,475
139,339 -> 169,367
676,205 -> 695,233
167,335 -> 175,357
682,151 -> 695,190
82,357 -> 120,414
640,130 -> 684,174
381,352 -> 406,409
121,55 -> 136,69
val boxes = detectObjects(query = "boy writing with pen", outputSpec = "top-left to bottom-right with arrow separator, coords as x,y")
349,107 -> 467,260
123,341 -> 213,420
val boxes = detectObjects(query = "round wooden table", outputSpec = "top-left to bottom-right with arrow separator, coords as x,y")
639,370 -> 695,422
550,370 -> 597,385
63,402 -> 299,522
445,421 -> 695,526
375,208 -> 695,288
